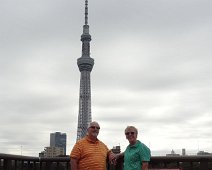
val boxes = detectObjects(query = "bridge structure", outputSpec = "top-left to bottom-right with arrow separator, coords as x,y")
1,153 -> 212,170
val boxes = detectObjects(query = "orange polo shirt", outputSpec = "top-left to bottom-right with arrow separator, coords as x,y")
70,136 -> 110,170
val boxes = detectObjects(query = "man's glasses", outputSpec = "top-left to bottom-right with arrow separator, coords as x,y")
125,132 -> 135,135
90,126 -> 100,130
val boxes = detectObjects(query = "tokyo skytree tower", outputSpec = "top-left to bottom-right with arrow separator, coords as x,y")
76,0 -> 94,140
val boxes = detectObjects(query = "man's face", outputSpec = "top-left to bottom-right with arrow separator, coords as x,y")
125,129 -> 137,144
88,122 -> 100,137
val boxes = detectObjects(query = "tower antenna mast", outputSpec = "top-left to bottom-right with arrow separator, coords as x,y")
85,0 -> 88,25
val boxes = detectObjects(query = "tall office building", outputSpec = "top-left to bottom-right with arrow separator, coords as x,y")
50,132 -> 67,155
76,0 -> 94,140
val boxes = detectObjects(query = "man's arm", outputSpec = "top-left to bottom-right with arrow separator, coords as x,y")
141,161 -> 149,170
115,152 -> 124,160
70,158 -> 78,170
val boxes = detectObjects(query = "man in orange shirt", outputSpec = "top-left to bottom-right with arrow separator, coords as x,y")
70,121 -> 115,170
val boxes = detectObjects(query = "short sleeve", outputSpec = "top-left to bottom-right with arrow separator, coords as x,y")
139,144 -> 151,162
70,142 -> 81,160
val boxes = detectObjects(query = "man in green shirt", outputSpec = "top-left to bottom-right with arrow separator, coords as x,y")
115,126 -> 151,170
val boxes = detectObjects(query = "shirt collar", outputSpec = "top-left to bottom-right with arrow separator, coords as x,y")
86,135 -> 99,143
129,140 -> 140,148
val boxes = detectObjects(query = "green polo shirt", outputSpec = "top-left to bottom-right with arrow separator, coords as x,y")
124,140 -> 151,170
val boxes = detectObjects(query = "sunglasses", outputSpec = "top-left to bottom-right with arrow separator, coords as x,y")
125,132 -> 135,135
90,126 -> 100,130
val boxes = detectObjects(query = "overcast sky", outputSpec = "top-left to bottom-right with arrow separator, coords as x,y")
0,0 -> 212,157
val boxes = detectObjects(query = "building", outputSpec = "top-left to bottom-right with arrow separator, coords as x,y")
111,146 -> 121,154
43,147 -> 64,158
39,151 -> 45,158
76,0 -> 94,140
166,149 -> 180,156
50,132 -> 66,155
182,148 -> 186,156
197,151 -> 212,155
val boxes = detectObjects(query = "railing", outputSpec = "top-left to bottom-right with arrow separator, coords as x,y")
149,155 -> 212,170
0,153 -> 70,170
1,153 -> 212,170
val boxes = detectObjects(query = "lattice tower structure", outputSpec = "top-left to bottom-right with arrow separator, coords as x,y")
76,0 -> 94,141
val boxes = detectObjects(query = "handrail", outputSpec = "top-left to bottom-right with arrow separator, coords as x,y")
1,153 -> 212,170
151,155 -> 212,161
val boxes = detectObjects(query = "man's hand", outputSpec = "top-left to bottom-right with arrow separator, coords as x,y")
109,152 -> 116,164
70,158 -> 78,170
142,162 -> 149,170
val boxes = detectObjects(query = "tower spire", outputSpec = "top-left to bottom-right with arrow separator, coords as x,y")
76,0 -> 94,141
85,0 -> 88,25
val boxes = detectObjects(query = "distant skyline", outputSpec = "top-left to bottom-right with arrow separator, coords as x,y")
0,0 -> 212,156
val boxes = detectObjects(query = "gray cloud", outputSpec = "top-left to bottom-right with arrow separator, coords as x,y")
0,0 -> 212,156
